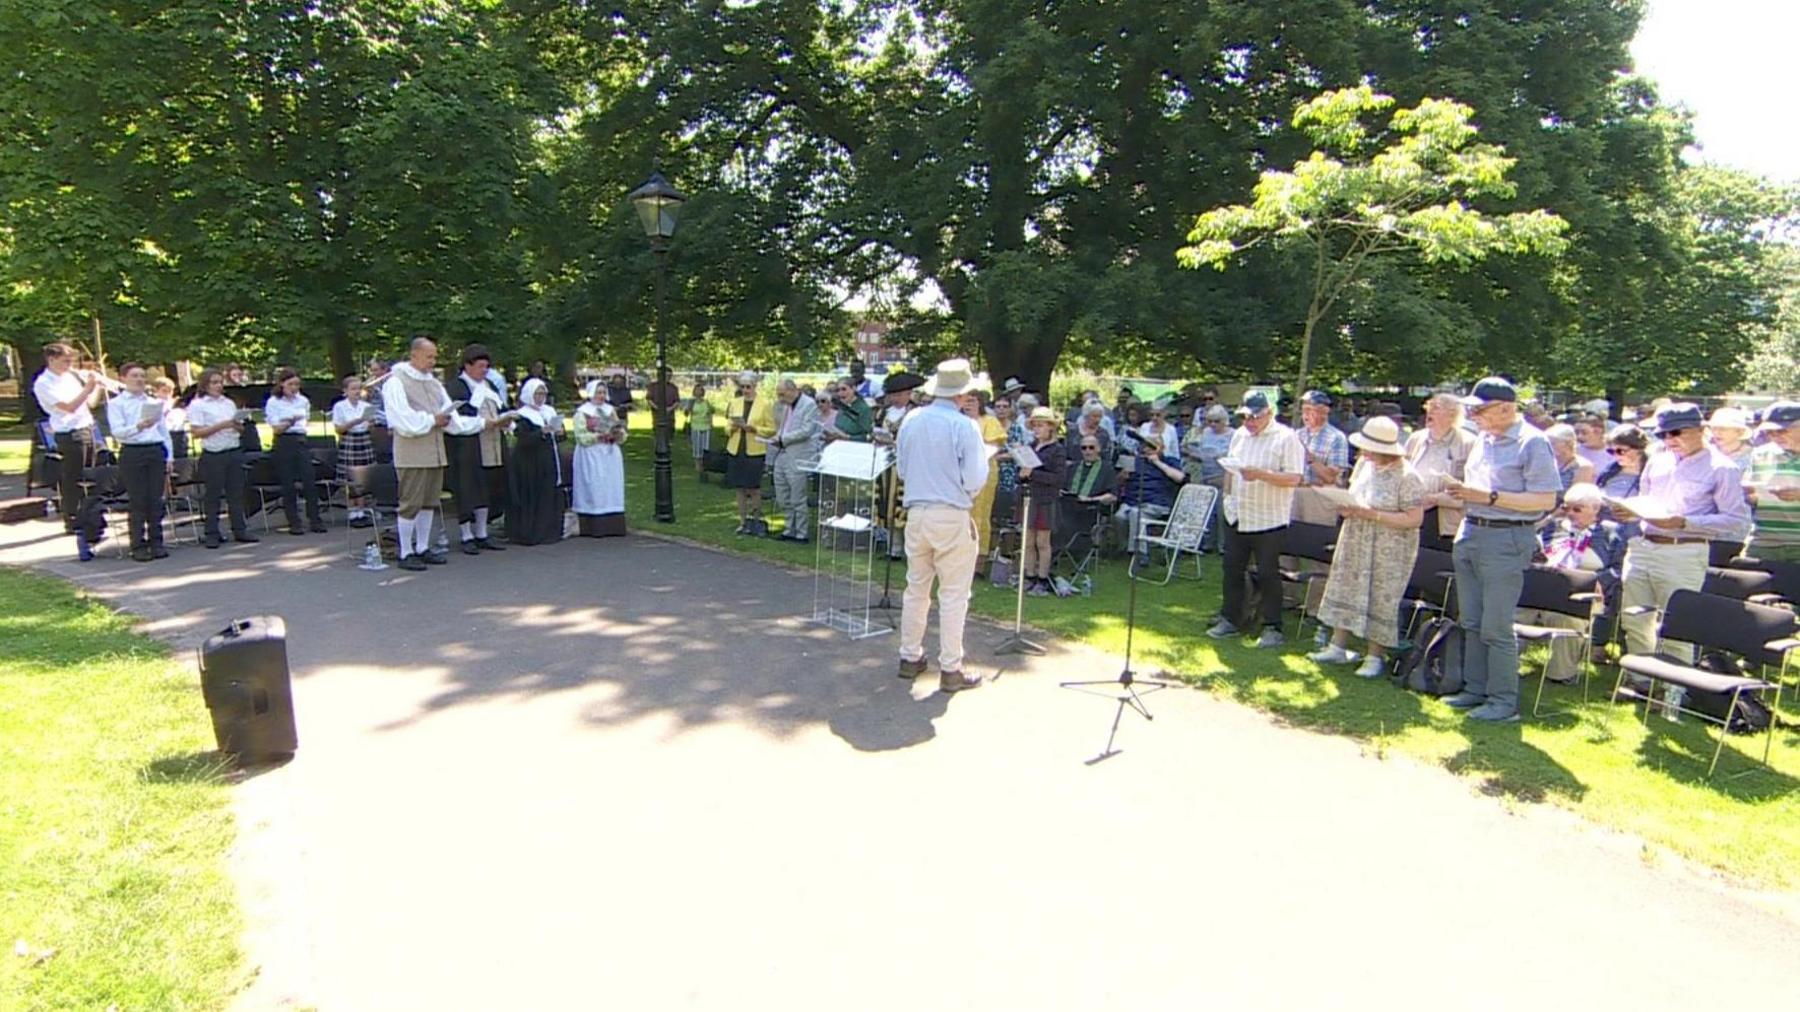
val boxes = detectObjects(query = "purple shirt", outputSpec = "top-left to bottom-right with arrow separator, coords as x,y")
1637,444 -> 1750,542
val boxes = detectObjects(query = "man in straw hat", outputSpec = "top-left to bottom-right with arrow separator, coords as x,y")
895,357 -> 990,693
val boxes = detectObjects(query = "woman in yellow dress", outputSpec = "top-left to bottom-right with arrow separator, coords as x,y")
962,388 -> 1008,574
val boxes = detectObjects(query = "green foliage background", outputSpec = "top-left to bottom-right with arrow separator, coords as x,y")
1,1 -> 1793,397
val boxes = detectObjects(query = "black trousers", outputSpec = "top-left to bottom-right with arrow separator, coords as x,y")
119,443 -> 167,549
1222,522 -> 1288,631
200,447 -> 250,538
54,429 -> 93,527
273,433 -> 322,528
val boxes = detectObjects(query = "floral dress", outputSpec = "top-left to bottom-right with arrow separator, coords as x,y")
1316,459 -> 1425,649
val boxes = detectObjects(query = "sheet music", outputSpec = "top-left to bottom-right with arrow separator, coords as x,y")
1009,443 -> 1043,469
137,399 -> 163,427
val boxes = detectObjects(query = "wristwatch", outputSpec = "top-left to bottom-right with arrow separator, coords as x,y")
1488,490 -> 1500,507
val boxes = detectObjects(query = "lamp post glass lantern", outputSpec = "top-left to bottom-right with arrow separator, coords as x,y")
629,171 -> 685,523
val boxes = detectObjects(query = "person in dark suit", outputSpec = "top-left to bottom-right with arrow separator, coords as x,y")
1527,482 -> 1624,680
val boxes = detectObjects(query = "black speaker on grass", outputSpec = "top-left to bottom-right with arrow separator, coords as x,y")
199,616 -> 297,764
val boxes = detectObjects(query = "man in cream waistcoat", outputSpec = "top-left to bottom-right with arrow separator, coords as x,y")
380,337 -> 485,571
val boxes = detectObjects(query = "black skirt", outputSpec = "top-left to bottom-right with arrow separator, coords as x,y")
725,451 -> 765,490
506,420 -> 564,545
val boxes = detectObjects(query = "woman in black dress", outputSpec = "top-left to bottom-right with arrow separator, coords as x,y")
507,377 -> 565,545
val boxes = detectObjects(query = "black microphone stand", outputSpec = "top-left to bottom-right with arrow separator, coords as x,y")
1060,428 -> 1177,762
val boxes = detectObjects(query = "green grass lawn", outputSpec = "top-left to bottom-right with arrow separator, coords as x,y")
0,569 -> 245,1010
613,415 -> 1800,890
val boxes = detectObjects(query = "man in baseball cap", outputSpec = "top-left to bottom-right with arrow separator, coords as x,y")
1745,401 -> 1800,563
1613,402 -> 1751,671
1439,375 -> 1563,722
1209,390 -> 1305,649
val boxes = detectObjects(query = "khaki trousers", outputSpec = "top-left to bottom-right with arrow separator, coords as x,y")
1620,539 -> 1707,662
899,505 -> 979,671
398,466 -> 445,520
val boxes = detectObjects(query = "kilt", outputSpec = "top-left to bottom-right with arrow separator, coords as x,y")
336,429 -> 375,483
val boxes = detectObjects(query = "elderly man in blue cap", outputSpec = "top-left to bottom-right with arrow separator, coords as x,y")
1612,402 -> 1751,666
1745,401 -> 1800,563
1439,377 -> 1563,722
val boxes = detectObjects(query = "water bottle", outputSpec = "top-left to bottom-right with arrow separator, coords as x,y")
359,540 -> 388,571
1661,684 -> 1685,722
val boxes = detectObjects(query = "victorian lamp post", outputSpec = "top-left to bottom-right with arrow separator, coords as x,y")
627,170 -> 685,523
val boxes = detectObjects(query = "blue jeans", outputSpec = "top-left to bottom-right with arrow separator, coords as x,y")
1451,522 -> 1538,711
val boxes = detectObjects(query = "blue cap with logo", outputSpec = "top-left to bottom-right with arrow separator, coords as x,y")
1300,390 -> 1332,407
1652,402 -> 1705,436
1459,376 -> 1517,408
1237,391 -> 1272,417
1758,401 -> 1800,431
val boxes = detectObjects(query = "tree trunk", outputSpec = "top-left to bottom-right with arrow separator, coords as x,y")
330,327 -> 354,381
978,325 -> 1070,400
1291,312 -> 1320,425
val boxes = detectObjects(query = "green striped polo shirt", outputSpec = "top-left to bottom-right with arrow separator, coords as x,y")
1747,443 -> 1800,559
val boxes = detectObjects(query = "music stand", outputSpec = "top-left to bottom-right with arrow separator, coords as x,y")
994,485 -> 1047,656
1059,546 -> 1177,762
805,440 -> 895,639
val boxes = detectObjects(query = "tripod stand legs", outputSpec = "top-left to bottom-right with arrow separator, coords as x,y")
995,491 -> 1045,655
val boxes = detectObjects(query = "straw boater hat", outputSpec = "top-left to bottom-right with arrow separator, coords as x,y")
1028,406 -> 1061,431
1349,416 -> 1405,456
920,358 -> 976,398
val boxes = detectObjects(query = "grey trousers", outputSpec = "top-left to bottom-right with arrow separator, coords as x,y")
1451,521 -> 1538,711
773,452 -> 814,539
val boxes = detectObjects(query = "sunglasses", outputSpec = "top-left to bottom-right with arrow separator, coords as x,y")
1659,428 -> 1689,439
1081,445 -> 1099,451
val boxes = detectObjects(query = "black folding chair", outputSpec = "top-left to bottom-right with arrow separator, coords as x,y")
1708,539 -> 1746,568
1702,566 -> 1777,604
1400,546 -> 1456,644
1727,556 -> 1800,610
1051,494 -> 1110,595
344,464 -> 403,560
1613,589 -> 1798,777
246,453 -> 282,532
1515,566 -> 1604,718
1279,521 -> 1338,640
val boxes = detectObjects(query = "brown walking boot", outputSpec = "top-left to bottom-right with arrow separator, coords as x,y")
939,669 -> 982,693
897,657 -> 928,680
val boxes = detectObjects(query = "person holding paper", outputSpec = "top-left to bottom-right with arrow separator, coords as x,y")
105,362 -> 174,562
1017,407 -> 1067,597
381,337 -> 486,569
1207,391 -> 1305,649
265,367 -> 327,536
1438,377 -> 1563,722
1612,403 -> 1751,664
961,389 -> 1007,568
446,344 -> 514,553
769,378 -> 822,542
895,359 -> 990,692
32,341 -> 104,532
1745,401 -> 1800,563
186,368 -> 258,548
572,380 -> 627,525
1309,417 -> 1425,678
332,375 -> 380,528
723,370 -> 777,536
1403,392 -> 1475,548
506,377 -> 566,547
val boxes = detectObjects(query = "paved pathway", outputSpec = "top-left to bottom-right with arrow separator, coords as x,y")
2,505 -> 1797,1011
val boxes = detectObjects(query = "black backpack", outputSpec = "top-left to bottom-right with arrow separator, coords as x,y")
1391,616 -> 1464,696
1687,651 -> 1775,735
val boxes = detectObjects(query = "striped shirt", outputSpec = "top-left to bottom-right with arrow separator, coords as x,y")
1299,422 -> 1349,486
1745,443 -> 1800,557
1222,420 -> 1305,533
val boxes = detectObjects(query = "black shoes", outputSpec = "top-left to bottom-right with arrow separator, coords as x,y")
233,532 -> 260,544
474,538 -> 505,552
422,550 -> 449,565
151,545 -> 169,560
460,539 -> 481,556
398,555 -> 427,571
202,534 -> 222,549
309,520 -> 328,533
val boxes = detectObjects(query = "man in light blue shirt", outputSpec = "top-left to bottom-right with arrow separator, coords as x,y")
895,359 -> 990,693
1441,376 -> 1563,722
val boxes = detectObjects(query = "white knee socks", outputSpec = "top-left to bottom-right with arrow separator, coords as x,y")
397,516 -> 416,557
414,510 -> 434,554
473,507 -> 489,539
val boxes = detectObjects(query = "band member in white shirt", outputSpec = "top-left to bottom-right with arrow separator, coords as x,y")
187,368 -> 259,548
104,362 -> 175,561
32,342 -> 103,531
265,367 -> 326,535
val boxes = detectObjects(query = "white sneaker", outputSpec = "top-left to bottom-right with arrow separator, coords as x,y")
1312,626 -> 1330,646
1354,656 -> 1386,679
1306,644 -> 1357,665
